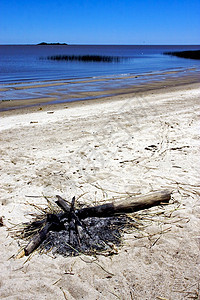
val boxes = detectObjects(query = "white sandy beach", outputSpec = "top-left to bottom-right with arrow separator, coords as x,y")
0,83 -> 200,299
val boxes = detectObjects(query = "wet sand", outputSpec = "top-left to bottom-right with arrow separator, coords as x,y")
1,68 -> 200,113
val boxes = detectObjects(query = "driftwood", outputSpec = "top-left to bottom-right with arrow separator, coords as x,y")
76,190 -> 172,219
17,189 -> 172,258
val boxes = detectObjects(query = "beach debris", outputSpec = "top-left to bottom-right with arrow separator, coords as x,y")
0,217 -> 3,226
13,190 -> 172,258
145,145 -> 158,152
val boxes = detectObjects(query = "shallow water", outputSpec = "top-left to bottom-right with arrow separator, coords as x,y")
1,45 -> 200,83
0,45 -> 200,110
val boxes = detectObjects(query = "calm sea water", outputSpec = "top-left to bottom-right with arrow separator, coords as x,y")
0,45 -> 200,110
0,45 -> 200,83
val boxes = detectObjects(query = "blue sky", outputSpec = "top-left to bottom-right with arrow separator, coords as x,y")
0,0 -> 200,44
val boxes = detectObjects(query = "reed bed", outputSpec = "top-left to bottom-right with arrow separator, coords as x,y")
45,55 -> 122,62
164,50 -> 200,60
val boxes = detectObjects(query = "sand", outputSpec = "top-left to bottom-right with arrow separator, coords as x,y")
0,83 -> 200,299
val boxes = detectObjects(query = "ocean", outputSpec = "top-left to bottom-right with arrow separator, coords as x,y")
0,45 -> 200,110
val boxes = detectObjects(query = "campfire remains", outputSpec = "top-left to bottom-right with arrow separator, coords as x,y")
14,190 -> 172,258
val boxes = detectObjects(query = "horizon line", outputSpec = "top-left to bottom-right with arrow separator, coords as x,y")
1,43 -> 200,46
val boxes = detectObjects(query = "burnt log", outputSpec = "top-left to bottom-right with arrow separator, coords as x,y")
58,190 -> 172,219
24,222 -> 52,256
18,214 -> 65,257
55,195 -> 71,212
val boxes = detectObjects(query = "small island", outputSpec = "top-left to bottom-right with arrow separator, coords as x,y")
37,42 -> 68,46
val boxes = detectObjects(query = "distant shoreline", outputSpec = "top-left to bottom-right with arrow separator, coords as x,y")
1,43 -> 200,46
164,50 -> 200,60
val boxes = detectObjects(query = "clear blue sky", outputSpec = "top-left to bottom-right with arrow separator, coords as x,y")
0,0 -> 200,45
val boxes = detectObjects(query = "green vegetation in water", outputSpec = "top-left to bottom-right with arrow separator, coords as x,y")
45,54 -> 121,62
164,50 -> 200,60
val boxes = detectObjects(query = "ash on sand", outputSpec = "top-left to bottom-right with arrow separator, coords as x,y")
44,216 -> 129,256
13,212 -> 133,257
